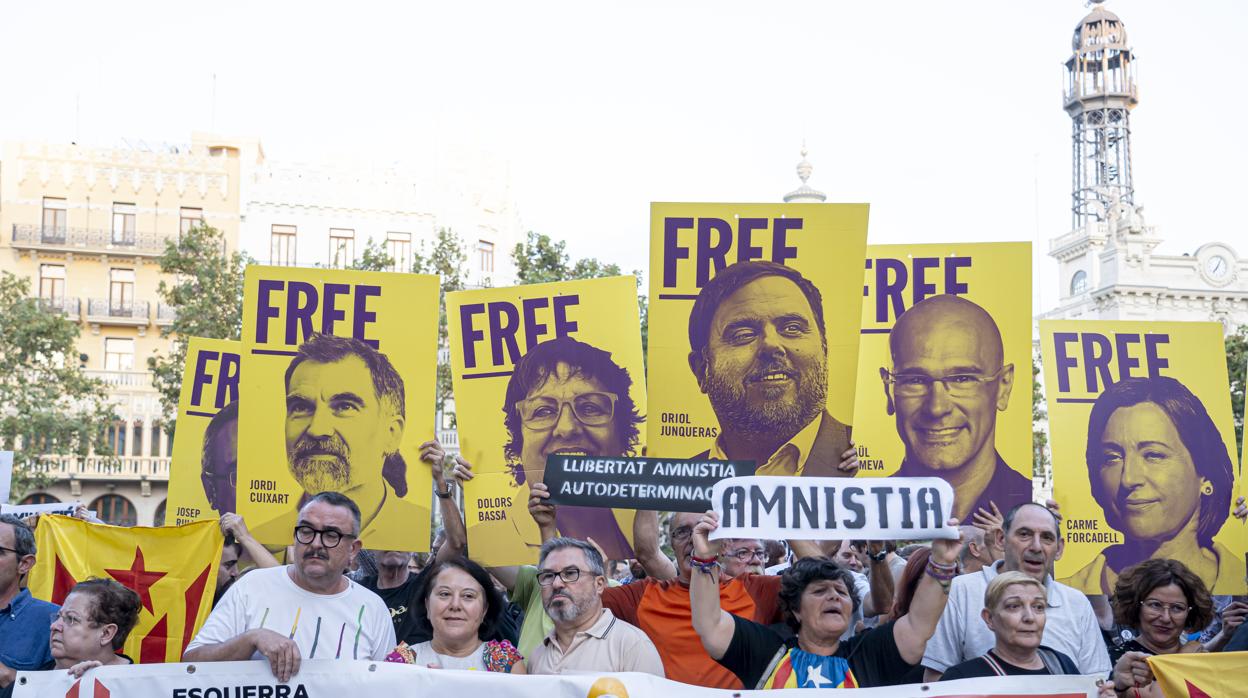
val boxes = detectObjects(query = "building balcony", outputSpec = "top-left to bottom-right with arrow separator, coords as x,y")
155,303 -> 177,328
11,223 -> 172,258
436,427 -> 459,450
38,454 -> 170,482
84,369 -> 158,392
86,299 -> 150,329
37,296 -> 82,319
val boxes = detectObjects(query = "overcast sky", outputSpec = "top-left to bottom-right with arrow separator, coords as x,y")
3,1 -> 1244,314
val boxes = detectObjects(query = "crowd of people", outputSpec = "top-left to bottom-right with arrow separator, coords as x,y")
1,443 -> 1247,696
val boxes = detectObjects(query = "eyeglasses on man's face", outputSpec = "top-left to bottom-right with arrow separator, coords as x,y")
883,366 -> 1009,398
203,469 -> 237,487
537,566 -> 595,586
294,525 -> 355,548
727,548 -> 767,562
516,392 -> 618,430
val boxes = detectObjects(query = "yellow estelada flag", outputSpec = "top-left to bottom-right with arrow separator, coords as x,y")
29,515 -> 223,663
1149,652 -> 1248,698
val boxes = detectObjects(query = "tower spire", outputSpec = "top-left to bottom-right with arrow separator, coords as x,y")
1065,1 -> 1138,228
783,141 -> 826,203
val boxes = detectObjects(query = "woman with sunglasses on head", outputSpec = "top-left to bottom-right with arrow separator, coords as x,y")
47,579 -> 140,678
1109,559 -> 1212,698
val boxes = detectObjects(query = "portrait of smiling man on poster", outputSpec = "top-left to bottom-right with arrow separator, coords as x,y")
687,260 -> 855,477
881,294 -> 1031,521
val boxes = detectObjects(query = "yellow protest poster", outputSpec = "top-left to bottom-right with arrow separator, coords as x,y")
850,243 -> 1034,522
238,266 -> 439,551
646,203 -> 867,474
166,337 -> 242,525
1040,320 -> 1245,594
447,276 -> 645,566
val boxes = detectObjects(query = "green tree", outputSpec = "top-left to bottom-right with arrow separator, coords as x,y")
412,228 -> 469,416
348,239 -> 396,273
147,224 -> 252,424
1032,353 -> 1050,481
1227,324 -> 1247,458
512,231 -> 649,362
0,272 -> 118,497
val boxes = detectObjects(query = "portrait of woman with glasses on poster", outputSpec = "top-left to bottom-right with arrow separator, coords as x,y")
447,276 -> 647,566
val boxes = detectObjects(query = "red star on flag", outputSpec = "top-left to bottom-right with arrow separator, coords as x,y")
1184,680 -> 1212,698
104,547 -> 167,614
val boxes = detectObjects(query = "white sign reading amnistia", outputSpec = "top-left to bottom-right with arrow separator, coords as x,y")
13,658 -> 1099,698
0,501 -> 84,518
709,476 -> 958,541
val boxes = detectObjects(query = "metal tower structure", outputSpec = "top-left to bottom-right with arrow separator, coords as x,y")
1065,0 -> 1138,228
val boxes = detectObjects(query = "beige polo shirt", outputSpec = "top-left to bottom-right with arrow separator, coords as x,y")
527,608 -> 665,677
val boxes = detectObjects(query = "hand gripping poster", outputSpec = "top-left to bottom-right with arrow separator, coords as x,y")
1040,320 -> 1245,594
166,337 -> 241,525
850,243 -> 1034,522
646,203 -> 868,475
238,266 -> 439,551
447,275 -> 645,566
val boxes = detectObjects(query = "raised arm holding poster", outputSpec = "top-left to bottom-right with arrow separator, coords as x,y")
646,203 -> 868,472
237,266 -> 439,552
1040,320 -> 1246,594
851,243 -> 1034,521
447,275 -> 646,565
165,337 -> 241,525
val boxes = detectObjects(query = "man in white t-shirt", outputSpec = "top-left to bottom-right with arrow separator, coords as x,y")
921,502 -> 1110,680
185,492 -> 396,681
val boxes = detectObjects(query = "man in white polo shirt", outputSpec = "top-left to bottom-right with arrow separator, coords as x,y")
526,537 -> 663,677
922,502 -> 1110,680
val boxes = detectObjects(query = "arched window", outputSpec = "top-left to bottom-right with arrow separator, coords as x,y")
1070,270 -> 1089,296
19,492 -> 61,506
90,494 -> 137,527
153,499 -> 167,527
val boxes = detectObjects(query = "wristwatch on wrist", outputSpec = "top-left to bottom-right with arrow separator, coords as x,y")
869,549 -> 889,563
434,481 -> 455,499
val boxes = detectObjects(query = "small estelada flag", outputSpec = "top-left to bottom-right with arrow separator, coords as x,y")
30,515 -> 223,663
1149,652 -> 1248,698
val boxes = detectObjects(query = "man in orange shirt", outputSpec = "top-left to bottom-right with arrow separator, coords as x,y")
598,511 -> 783,688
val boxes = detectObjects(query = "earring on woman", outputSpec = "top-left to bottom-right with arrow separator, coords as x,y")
1201,482 -> 1214,495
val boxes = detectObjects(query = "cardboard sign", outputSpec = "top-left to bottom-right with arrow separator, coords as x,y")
543,455 -> 756,513
709,476 -> 956,541
238,266 -> 439,552
850,242 -> 1034,521
166,337 -> 241,525
1040,320 -> 1245,594
646,203 -> 868,476
448,276 -> 647,565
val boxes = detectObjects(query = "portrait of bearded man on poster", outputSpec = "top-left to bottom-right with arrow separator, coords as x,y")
501,335 -> 644,561
686,260 -> 856,477
250,333 -> 428,547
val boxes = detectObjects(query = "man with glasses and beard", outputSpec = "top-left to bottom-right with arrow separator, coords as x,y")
185,492 -> 395,681
687,261 -> 857,477
526,537 -> 663,676
881,294 -> 1030,522
200,400 -> 238,515
250,333 -> 428,549
499,336 -> 645,562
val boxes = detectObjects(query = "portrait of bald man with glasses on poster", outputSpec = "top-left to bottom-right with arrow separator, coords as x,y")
881,294 -> 1031,521
500,336 -> 644,561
